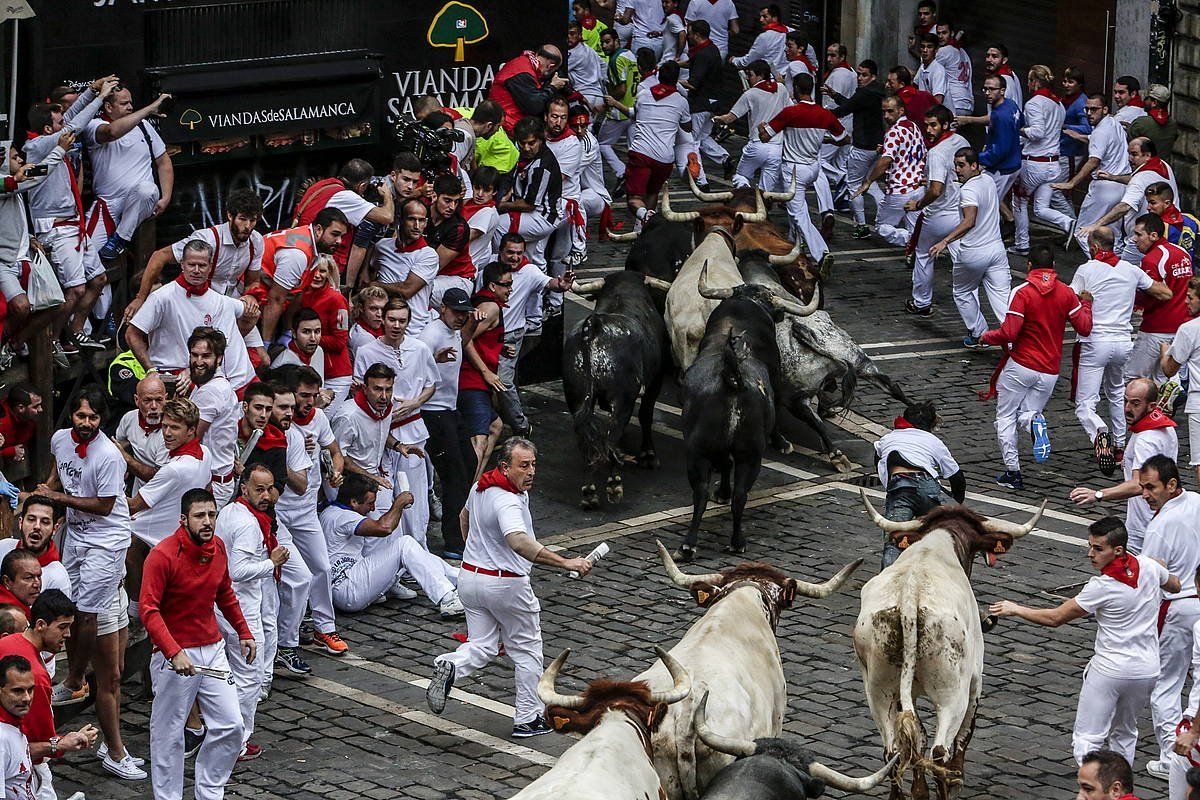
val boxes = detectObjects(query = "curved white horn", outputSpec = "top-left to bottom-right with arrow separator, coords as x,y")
646,646 -> 692,705
981,499 -> 1046,539
808,754 -> 900,793
536,649 -> 588,709
643,276 -> 673,293
792,558 -> 864,599
693,691 -> 757,757
687,170 -> 734,202
860,488 -> 923,533
767,239 -> 803,265
660,183 -> 700,223
606,229 -> 639,242
656,540 -> 723,587
698,260 -> 735,300
762,168 -> 797,202
735,189 -> 767,223
770,283 -> 821,317
572,278 -> 606,295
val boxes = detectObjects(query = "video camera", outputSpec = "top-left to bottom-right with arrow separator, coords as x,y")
393,114 -> 464,179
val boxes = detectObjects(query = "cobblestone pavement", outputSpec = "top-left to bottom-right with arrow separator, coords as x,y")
53,173 -> 1170,799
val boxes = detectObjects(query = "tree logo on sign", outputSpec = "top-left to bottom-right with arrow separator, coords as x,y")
427,1 -> 489,62
179,109 -> 203,131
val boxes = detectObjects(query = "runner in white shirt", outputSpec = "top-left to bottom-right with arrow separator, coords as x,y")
1112,76 -> 1147,127
1164,282 -> 1200,486
1013,66 -> 1076,254
463,170 -> 501,276
731,5 -> 788,77
114,375 -> 170,496
930,148 -> 1012,346
1070,378 -> 1179,554
990,516 -> 1179,766
658,0 -> 686,62
0,498 -> 72,601
1081,137 -> 1180,263
818,43 -> 857,214
914,34 -> 948,103
185,328 -> 242,509
1051,99 -> 1131,252
348,285 -> 387,362
129,398 -> 210,550
270,308 -> 326,379
934,23 -> 973,115
1139,456 -> 1200,775
713,61 -> 788,191
543,97 -> 587,283
330,364 -> 414,520
127,240 -> 256,392
0,658 -> 36,800
568,108 -> 614,232
567,24 -> 606,110
904,106 -> 967,315
369,200 -> 440,337
683,0 -> 738,59
615,60 -> 692,225
624,0 -> 665,57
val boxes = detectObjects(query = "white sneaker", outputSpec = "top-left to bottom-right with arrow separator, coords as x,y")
1147,759 -> 1171,780
439,592 -> 466,619
102,753 -> 148,780
389,580 -> 418,601
97,742 -> 145,767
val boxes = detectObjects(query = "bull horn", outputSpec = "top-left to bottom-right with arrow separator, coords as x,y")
643,276 -> 673,293
656,540 -> 723,587
792,558 -> 865,599
693,691 -> 757,758
646,646 -> 692,705
762,168 -> 797,202
859,489 -> 923,533
808,754 -> 900,793
572,278 -> 606,295
687,170 -> 734,202
536,649 -> 588,709
735,189 -> 767,223
980,499 -> 1046,539
660,183 -> 700,223
606,229 -> 639,242
767,239 -> 803,265
698,260 -> 735,300
769,283 -> 820,317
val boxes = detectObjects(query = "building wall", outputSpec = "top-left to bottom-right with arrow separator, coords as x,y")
1174,1 -> 1200,209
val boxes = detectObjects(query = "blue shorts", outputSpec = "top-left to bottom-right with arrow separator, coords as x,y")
457,389 -> 497,437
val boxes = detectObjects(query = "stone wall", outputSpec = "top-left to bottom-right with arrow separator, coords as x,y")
1175,2 -> 1200,209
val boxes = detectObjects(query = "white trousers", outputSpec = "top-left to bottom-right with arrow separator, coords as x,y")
844,147 -> 882,226
912,212 -> 960,307
149,643 -> 243,800
597,118 -> 632,178
218,588 -> 266,746
324,376 -> 353,413
278,504 -> 335,634
389,444 -> 430,549
83,184 -> 159,277
819,142 -> 849,200
33,762 -> 53,800
995,360 -> 1058,471
780,161 -> 828,262
1154,598 -> 1200,759
1075,339 -> 1134,446
505,210 -> 565,268
211,479 -> 236,511
690,112 -> 729,167
1171,752 -> 1195,800
1126,331 -> 1175,383
876,190 -> 924,247
332,534 -> 456,612
732,141 -> 783,191
1014,159 -> 1075,249
952,242 -> 1012,337
1072,661 -> 1154,765
263,521 -> 311,656
1075,180 -> 1128,251
580,186 -> 611,218
434,571 -> 544,724
987,170 -> 1019,203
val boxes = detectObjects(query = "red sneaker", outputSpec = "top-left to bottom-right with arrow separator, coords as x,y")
237,742 -> 263,762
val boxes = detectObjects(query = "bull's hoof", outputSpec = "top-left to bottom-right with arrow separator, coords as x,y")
772,432 -> 794,454
637,450 -> 659,469
723,540 -> 747,555
580,485 -> 600,510
605,480 -> 624,504
981,614 -> 999,633
710,488 -> 732,505
672,545 -> 697,562
829,451 -> 854,473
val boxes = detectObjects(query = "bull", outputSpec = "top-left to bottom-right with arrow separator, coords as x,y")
512,646 -> 691,800
692,691 -> 897,800
738,257 -> 908,472
564,271 -> 672,509
856,491 -> 1043,800
641,542 -> 863,800
615,213 -> 696,283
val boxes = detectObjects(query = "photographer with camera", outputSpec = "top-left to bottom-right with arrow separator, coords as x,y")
487,45 -> 568,137
422,111 -> 475,197
348,152 -> 427,288
414,97 -> 505,179
292,158 -> 395,277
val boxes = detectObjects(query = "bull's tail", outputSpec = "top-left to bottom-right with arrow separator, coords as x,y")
895,572 -> 923,783
857,355 -> 909,404
721,336 -> 744,392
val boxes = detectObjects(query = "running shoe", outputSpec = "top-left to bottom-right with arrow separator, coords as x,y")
904,299 -> 933,317
427,661 -> 455,714
50,680 -> 88,705
312,631 -> 349,656
963,335 -> 989,350
298,618 -> 315,645
612,175 -> 627,199
685,152 -> 701,182
1147,759 -> 1171,780
72,331 -> 106,350
1006,245 -> 1029,257
101,753 -> 147,780
512,715 -> 554,739
1095,430 -> 1115,477
820,213 -> 835,239
1030,413 -> 1052,462
994,470 -> 1024,490
388,578 -> 418,601
98,234 -> 129,265
276,646 -> 312,676
851,224 -> 871,239
184,726 -> 206,758
238,742 -> 264,762
97,743 -> 145,767
439,592 -> 466,619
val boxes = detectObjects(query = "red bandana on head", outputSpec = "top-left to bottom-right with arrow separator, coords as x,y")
352,388 -> 392,421
1101,553 -> 1140,589
170,436 -> 204,460
71,429 -> 95,459
893,416 -> 916,429
476,467 -> 522,494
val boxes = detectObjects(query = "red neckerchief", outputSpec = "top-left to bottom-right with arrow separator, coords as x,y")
994,64 -> 1015,78
169,436 -> 204,460
1131,407 -> 1177,433
650,83 -> 678,100
687,38 -> 713,59
462,198 -> 496,223
510,256 -> 532,273
1138,156 -> 1171,179
897,84 -> 917,103
1150,107 -> 1171,125
893,416 -> 916,429
824,60 -> 853,78
0,706 -> 20,728
360,321 -> 383,339
399,235 -> 428,253
70,429 -> 95,459
1033,87 -> 1062,104
762,21 -> 789,33
352,388 -> 392,421
1062,91 -> 1083,108
1128,94 -> 1145,108
292,405 -> 316,426
927,129 -> 954,147
173,525 -> 216,565
257,423 -> 288,450
31,542 -> 59,568
0,586 -> 29,620
476,467 -> 522,494
1162,204 -> 1185,226
579,13 -> 597,29
287,340 -> 314,365
518,50 -> 542,81
23,130 -> 38,141
1093,250 -> 1120,266
1101,554 -> 1140,589
137,412 -> 161,435
175,273 -> 210,298
546,126 -> 577,142
640,68 -> 657,81
752,78 -> 779,94
235,497 -> 280,579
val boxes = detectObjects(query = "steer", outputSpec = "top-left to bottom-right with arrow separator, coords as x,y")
641,542 -> 863,800
692,691 -> 897,800
678,262 -> 817,558
617,213 -> 696,284
564,271 -> 672,509
512,646 -> 691,800
856,492 -> 1043,800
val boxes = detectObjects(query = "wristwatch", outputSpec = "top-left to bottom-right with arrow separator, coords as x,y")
1094,489 -> 1104,502
48,736 -> 61,758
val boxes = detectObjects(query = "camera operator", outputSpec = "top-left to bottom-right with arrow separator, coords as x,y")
348,152 -> 427,288
422,111 -> 475,197
292,158 -> 394,278
487,45 -> 568,137
413,96 -> 505,178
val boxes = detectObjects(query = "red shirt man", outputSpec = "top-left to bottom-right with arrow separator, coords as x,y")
0,387 -> 40,464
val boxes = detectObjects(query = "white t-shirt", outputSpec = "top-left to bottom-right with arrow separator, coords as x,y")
274,425 -> 315,514
1069,258 -> 1153,341
330,399 -> 390,478
822,66 -> 857,136
276,409 -> 334,513
630,90 -> 691,165
935,44 -> 973,112
319,503 -> 369,562
418,319 -> 462,411
660,12 -> 686,62
271,344 -> 326,381
114,410 -> 170,494
873,428 -> 960,485
324,189 -> 376,227
0,540 -> 70,598
957,174 -> 1003,251
730,82 -> 789,144
503,264 -> 553,334
462,485 -> 536,575
369,238 -> 440,336
1141,490 -> 1200,599
352,337 -> 437,443
1172,318 -> 1200,412
684,0 -> 738,58
1113,104 -> 1147,126
131,447 -> 212,545
1088,115 -> 1129,176
190,376 -> 242,473
915,60 -> 948,101
0,721 -> 33,800
1022,94 -> 1065,158
1120,163 -> 1180,255
170,223 -> 265,297
923,133 -> 969,217
129,281 -> 254,389
214,501 -> 275,613
466,206 -> 499,271
1122,426 -> 1179,551
567,41 -> 605,101
627,0 -> 664,44
546,134 -> 584,201
84,117 -> 166,200
348,323 -> 380,360
1074,554 -> 1169,679
50,430 -> 131,550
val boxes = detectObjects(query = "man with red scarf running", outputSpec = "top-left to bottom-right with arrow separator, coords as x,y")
990,515 -> 1179,767
1126,214 -> 1194,382
1012,65 -> 1076,257
426,438 -> 593,739
731,4 -> 788,78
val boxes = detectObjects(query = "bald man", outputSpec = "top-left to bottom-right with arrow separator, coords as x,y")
114,375 -> 171,495
487,43 -> 568,136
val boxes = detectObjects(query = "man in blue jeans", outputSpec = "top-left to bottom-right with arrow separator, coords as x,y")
874,401 -> 966,567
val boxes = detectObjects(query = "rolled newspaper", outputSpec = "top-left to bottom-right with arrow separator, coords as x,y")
569,542 -> 610,578
195,665 -> 232,682
238,429 -> 262,466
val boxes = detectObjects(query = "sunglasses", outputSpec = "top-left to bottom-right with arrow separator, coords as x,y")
492,280 -> 514,287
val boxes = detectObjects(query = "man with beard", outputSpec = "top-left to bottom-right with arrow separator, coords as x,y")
187,327 -> 242,509
114,374 -> 170,495
0,497 -> 71,599
543,97 -> 587,276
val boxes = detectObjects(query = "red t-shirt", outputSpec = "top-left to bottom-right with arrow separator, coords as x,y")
302,284 -> 352,379
982,268 -> 1093,374
0,634 -> 53,760
0,402 -> 34,460
1139,241 -> 1194,334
